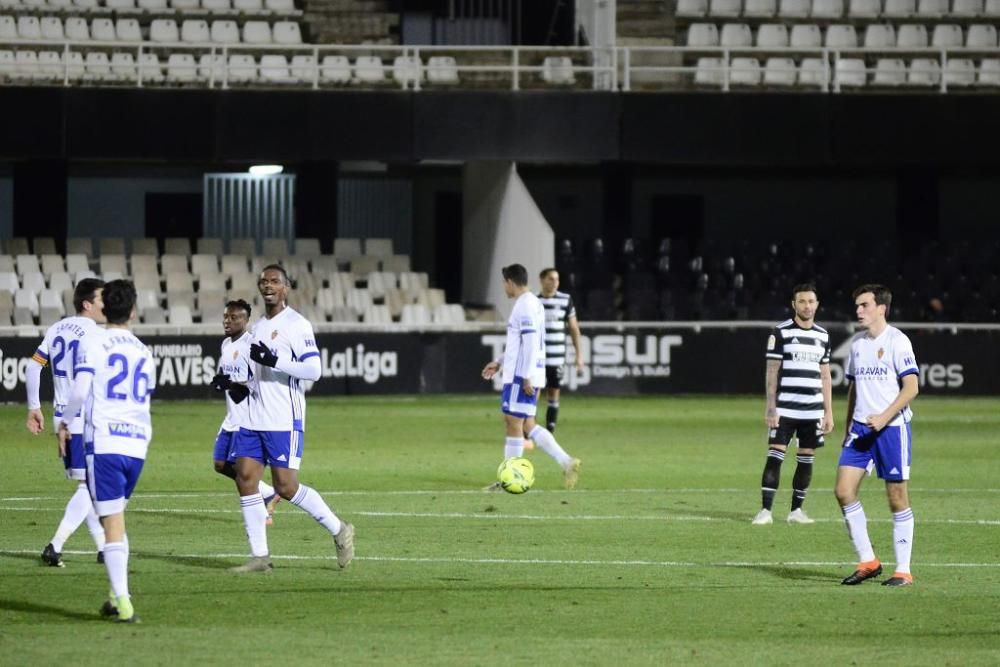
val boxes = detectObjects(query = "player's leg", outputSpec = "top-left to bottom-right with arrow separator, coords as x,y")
835,424 -> 882,584
788,421 -> 823,523
523,416 -> 580,489
215,430 -> 278,522
89,453 -> 143,622
268,432 -> 354,569
230,429 -> 272,571
44,434 -> 105,566
877,423 -> 914,587
753,422 -> 791,524
545,367 -> 562,432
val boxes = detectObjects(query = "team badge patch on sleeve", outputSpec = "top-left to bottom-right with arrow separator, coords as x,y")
767,335 -> 776,351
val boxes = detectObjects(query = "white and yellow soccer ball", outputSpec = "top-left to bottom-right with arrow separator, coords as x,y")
497,457 -> 535,494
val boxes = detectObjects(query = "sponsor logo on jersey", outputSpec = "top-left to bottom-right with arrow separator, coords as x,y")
109,423 -> 147,439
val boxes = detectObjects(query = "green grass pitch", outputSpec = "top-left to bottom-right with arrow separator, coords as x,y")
1,395 -> 998,666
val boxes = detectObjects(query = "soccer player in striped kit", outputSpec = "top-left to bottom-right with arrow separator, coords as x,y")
753,283 -> 834,526
836,284 -> 919,587
537,268 -> 585,434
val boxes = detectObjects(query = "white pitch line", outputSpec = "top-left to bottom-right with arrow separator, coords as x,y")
2,505 -> 999,525
1,548 -> 999,569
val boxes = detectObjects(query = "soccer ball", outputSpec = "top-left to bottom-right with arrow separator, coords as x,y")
497,457 -> 535,494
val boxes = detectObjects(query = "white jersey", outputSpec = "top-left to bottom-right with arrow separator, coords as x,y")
219,332 -> 253,432
31,316 -> 102,435
247,306 -> 319,432
846,325 -> 919,427
501,291 -> 547,388
76,328 -> 155,459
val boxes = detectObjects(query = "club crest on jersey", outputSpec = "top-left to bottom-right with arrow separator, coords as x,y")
877,348 -> 884,359
271,330 -> 279,340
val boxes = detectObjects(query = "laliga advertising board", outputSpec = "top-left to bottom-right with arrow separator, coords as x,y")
0,326 -> 996,400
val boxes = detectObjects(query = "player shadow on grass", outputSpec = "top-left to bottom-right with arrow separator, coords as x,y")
138,552 -> 234,571
0,598 -> 101,621
738,564 -> 833,582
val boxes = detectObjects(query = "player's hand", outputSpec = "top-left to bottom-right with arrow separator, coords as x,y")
56,422 -> 70,457
822,413 -> 835,434
228,383 -> 251,404
866,413 -> 890,432
522,378 -> 535,397
210,373 -> 232,392
250,342 -> 278,368
26,409 -> 44,434
481,361 -> 500,380
765,408 -> 779,429
575,358 -> 585,372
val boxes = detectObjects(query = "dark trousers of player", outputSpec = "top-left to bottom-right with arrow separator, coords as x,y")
545,366 -> 564,433
760,419 -> 820,512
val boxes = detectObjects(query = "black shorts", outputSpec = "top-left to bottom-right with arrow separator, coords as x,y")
768,417 -> 825,449
545,365 -> 565,389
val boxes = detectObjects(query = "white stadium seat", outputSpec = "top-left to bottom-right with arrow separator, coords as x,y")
744,0 -> 777,16
106,0 -> 136,8
944,58 -> 976,87
64,51 -> 85,80
907,58 -> 941,86
211,20 -> 240,43
953,0 -> 984,15
931,24 -> 964,48
65,17 -> 89,41
966,24 -> 997,47
259,54 -> 292,83
139,0 -> 169,9
272,21 -> 301,44
321,54 -> 351,83
864,25 -> 896,48
0,18 -> 14,42
836,58 -> 866,87
756,24 -> 789,47
763,57 -> 796,86
872,58 -> 907,85
228,54 -> 257,82
151,19 -> 180,43
541,56 -> 575,85
233,0 -> 263,11
427,56 -> 459,85
202,0 -> 232,10
182,20 -> 211,44
686,23 -> 720,47
709,0 -> 741,17
729,57 -> 761,85
168,53 -> 198,82
91,19 -> 116,42
37,51 -> 62,79
798,57 -> 827,87
354,55 -> 384,82
985,0 -> 1000,14
116,19 -> 143,42
897,24 -> 928,48
847,0 -> 880,17
720,23 -> 753,47
694,57 -> 725,86
778,0 -> 811,16
241,20 -> 272,44
978,58 -> 1000,85
790,24 -> 822,48
17,17 -> 41,41
290,54 -> 316,82
883,0 -> 915,16
677,0 -> 709,16
393,55 -> 422,85
41,17 -> 64,41
199,54 -> 226,81
916,0 -> 948,15
825,24 -> 858,48
266,0 -> 296,11
811,0 -> 844,17
111,52 -> 138,81
140,53 -> 165,82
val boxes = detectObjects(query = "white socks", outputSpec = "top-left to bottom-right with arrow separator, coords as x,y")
503,437 -> 524,460
239,494 -> 270,557
528,425 -> 572,468
258,480 -> 276,500
290,484 -> 342,536
51,483 -> 96,552
893,508 -> 914,574
103,541 -> 129,599
841,500 -> 876,562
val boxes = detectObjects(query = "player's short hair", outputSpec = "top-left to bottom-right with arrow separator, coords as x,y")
502,264 -> 528,286
260,264 -> 291,285
102,279 -> 137,325
72,277 -> 105,314
853,283 -> 892,314
791,283 -> 818,300
225,299 -> 252,317
539,267 -> 558,280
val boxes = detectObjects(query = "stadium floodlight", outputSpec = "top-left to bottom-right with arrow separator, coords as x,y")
248,164 -> 284,176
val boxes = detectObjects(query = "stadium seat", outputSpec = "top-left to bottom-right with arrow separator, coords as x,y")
984,0 -> 1000,14
151,19 -> 180,43
0,18 -> 15,42
744,0 -> 777,16
778,0 -> 811,16
363,304 -> 392,324
686,23 -> 720,46
729,57 -> 761,85
400,303 -> 430,325
228,54 -> 257,83
763,57 -> 797,85
73,0 -> 100,8
944,58 -> 976,86
916,0 -> 948,15
259,54 -> 292,83
161,255 -> 189,275
353,55 -> 384,82
272,21 -> 301,44
350,256 -> 380,277
288,54 -> 316,83
196,238 -> 224,255
106,0 -> 136,8
790,24 -> 822,48
117,19 -> 142,42
811,0 -> 844,17
229,238 -> 256,256
381,254 -> 410,273
320,54 -> 351,83
182,20 -> 211,44
65,17 -> 89,41
22,272 -> 46,293
864,24 -> 896,48
15,289 -> 39,317
165,53 -> 197,82
0,271 -> 18,293
897,24 -> 928,48
17,17 -> 41,41
100,254 -> 128,275
37,51 -> 62,80
40,17 -> 64,41
13,51 -> 40,81
233,0 -> 263,11
91,19 -> 116,42
978,58 -> 1000,84
365,238 -> 393,257
907,58 -> 941,86
883,0 -> 915,16
709,0 -> 741,16
798,57 -> 828,87
49,272 -> 73,293
261,238 -> 289,255
720,23 -> 753,47
40,254 -> 64,277
142,308 -> 167,324
139,0 -> 168,9
872,58 -> 907,85
198,54 -> 226,82
694,57 -> 725,86
847,0 -> 880,17
265,0 -> 296,11
202,0 -> 232,10
427,55 -> 459,85
931,24 -> 964,48
677,0 -> 709,16
111,53 -> 138,81
333,238 -> 362,259
757,24 -> 789,47
541,56 -> 575,85
62,51 -> 85,81
825,24 -> 858,48
16,253 -> 40,275
168,304 -> 193,325
211,20 -> 240,43
129,238 -> 157,255
242,20 -> 271,43
967,24 -> 997,47
393,55 -> 422,86
140,54 -> 165,82
953,0 -> 984,14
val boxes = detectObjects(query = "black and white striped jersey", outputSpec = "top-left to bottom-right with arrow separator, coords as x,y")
765,319 -> 831,421
538,290 -> 577,367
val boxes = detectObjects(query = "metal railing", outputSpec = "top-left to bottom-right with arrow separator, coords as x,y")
0,37 -> 998,92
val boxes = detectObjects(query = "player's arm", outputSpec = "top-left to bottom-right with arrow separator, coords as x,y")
843,381 -> 856,438
867,374 -> 919,432
567,314 -> 584,371
58,371 -> 93,457
251,326 -> 321,381
481,357 -> 501,380
764,359 -> 780,428
25,357 -> 46,434
516,325 -> 539,396
820,362 -> 834,434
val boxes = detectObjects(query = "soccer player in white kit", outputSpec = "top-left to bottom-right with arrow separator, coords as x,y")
25,278 -> 107,567
835,284 -> 919,587
481,264 -> 581,490
230,265 -> 354,572
58,280 -> 153,622
208,299 -> 280,522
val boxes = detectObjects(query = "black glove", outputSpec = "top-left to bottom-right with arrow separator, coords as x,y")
228,383 -> 251,404
249,342 -> 278,368
210,373 -> 232,392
